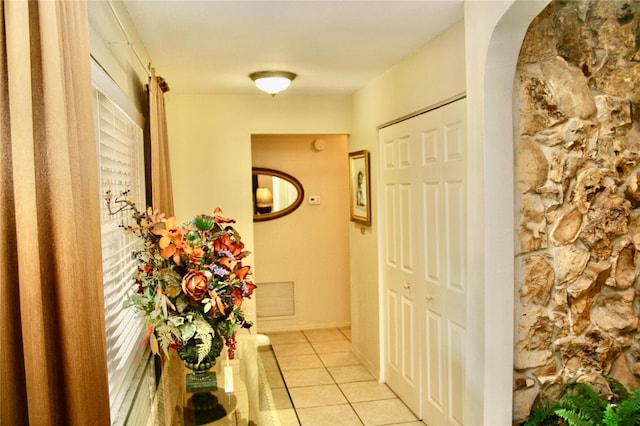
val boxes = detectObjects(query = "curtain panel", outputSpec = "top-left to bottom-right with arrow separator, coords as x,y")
147,68 -> 183,425
149,67 -> 174,216
0,1 -> 110,424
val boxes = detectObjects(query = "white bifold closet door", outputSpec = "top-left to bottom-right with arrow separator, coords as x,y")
379,98 -> 467,426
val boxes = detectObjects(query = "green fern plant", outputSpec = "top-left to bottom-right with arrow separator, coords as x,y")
603,405 -> 618,426
610,389 -> 640,426
525,377 -> 640,426
562,383 -> 608,424
524,402 -> 563,426
555,408 -> 595,426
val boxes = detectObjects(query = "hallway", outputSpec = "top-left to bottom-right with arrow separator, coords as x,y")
262,328 -> 424,426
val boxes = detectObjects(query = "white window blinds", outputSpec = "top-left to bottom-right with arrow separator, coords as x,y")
92,61 -> 155,425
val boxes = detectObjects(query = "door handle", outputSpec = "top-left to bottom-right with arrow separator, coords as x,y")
425,295 -> 433,301
403,283 -> 411,289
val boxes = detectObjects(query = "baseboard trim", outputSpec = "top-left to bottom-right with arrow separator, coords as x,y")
256,320 -> 351,333
351,346 -> 380,382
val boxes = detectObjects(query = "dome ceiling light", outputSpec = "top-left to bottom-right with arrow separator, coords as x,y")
249,71 -> 296,96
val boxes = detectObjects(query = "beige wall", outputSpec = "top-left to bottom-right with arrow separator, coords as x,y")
348,20 -> 465,378
165,95 -> 352,326
252,134 -> 350,331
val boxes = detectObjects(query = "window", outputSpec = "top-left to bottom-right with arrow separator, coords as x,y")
92,61 -> 155,425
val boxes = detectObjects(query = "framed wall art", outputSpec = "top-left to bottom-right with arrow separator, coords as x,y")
349,150 -> 371,226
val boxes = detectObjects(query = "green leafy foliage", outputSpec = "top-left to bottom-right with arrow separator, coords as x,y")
555,408 -> 594,426
561,383 -> 608,424
177,317 -> 224,367
614,390 -> 640,426
192,215 -> 215,232
524,403 -> 562,426
604,405 -> 618,426
525,377 -> 640,426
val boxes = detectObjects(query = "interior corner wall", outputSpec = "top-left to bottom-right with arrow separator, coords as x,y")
251,134 -> 350,331
349,21 -> 465,379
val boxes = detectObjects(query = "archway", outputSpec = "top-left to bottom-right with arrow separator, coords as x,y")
480,1 -> 549,424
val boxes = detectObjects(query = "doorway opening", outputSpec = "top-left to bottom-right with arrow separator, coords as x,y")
251,134 -> 351,332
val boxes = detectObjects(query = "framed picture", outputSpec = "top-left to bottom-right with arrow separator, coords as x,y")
349,150 -> 371,226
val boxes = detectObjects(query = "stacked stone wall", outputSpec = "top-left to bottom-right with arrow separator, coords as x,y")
514,1 -> 640,422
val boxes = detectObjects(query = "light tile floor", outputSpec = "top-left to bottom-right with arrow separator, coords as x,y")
261,327 -> 425,426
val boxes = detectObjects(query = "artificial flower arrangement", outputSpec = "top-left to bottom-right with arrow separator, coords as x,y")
106,190 -> 256,366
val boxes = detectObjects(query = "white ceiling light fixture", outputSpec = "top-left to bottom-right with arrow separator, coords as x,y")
249,71 -> 296,96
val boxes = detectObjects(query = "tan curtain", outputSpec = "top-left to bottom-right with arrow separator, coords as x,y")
148,67 -> 174,216
148,69 -> 181,425
0,1 -> 110,424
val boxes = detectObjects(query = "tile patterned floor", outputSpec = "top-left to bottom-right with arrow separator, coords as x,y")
261,327 -> 425,426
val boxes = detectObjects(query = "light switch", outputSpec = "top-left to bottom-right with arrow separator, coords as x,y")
308,195 -> 321,205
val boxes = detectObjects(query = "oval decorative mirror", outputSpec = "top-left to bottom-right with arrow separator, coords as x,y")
252,167 -> 304,222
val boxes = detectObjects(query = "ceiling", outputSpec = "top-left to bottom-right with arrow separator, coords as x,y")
122,0 -> 464,95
